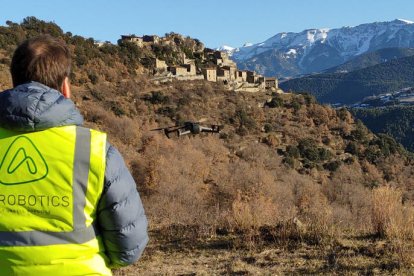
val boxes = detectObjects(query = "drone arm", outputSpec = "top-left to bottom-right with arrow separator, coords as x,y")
164,129 -> 171,138
199,125 -> 221,133
179,130 -> 192,136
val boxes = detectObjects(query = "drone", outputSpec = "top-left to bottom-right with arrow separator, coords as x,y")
151,121 -> 222,138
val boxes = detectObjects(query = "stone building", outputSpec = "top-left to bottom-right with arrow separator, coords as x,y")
184,58 -> 196,65
204,48 -> 215,55
258,76 -> 265,84
214,51 -> 237,67
143,35 -> 160,43
217,68 -> 230,83
246,71 -> 265,84
222,66 -> 237,81
246,71 -> 256,83
214,51 -> 228,60
155,58 -> 168,70
169,66 -> 188,76
121,35 -> 143,47
202,68 -> 217,82
237,70 -> 247,82
182,64 -> 196,76
214,58 -> 223,66
222,59 -> 237,67
217,67 -> 231,80
94,41 -> 106,47
179,53 -> 195,65
160,38 -> 174,46
265,77 -> 279,89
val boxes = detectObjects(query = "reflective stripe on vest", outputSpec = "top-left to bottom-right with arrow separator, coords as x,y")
0,126 -> 106,247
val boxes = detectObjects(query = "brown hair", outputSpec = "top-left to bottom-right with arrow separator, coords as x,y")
11,35 -> 71,90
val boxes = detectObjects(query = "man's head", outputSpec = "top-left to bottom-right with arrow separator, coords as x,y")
11,35 -> 71,98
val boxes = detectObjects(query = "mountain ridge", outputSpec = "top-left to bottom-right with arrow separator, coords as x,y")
225,19 -> 414,77
279,54 -> 414,104
323,47 -> 414,73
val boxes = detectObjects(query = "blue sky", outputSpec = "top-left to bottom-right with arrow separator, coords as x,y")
1,0 -> 413,48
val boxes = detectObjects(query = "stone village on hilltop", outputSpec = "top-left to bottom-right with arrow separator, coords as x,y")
120,34 -> 279,93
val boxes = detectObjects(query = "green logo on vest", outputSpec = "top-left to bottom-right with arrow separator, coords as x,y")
0,136 -> 48,185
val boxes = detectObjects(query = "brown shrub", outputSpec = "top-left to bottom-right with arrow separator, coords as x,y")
308,104 -> 330,126
201,81 -> 213,95
230,191 -> 279,232
294,180 -> 334,244
372,186 -> 402,237
263,133 -> 280,148
140,138 -> 217,230
0,65 -> 11,89
361,160 -> 384,187
372,186 -> 414,266
324,164 -> 373,232
83,103 -> 141,147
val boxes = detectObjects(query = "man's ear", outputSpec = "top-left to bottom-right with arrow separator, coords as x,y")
61,77 -> 71,99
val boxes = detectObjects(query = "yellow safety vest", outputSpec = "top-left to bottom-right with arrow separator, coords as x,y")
0,126 -> 112,275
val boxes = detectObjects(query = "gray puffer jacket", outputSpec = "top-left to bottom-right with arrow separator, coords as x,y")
0,82 -> 148,267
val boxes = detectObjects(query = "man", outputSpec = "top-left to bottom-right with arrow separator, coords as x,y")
0,35 -> 148,275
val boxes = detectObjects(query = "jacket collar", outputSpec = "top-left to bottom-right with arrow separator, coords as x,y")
0,82 -> 83,132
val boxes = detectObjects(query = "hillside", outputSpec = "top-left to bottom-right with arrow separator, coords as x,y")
324,47 -> 414,73
351,106 -> 414,151
3,17 -> 414,274
280,55 -> 414,104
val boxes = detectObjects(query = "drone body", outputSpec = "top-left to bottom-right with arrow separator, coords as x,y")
152,121 -> 222,138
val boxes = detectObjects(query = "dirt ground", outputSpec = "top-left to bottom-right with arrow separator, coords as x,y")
114,231 -> 412,275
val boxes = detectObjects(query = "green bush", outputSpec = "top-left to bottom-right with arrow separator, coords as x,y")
298,138 -> 320,161
374,133 -> 401,156
264,123 -> 274,133
267,96 -> 284,108
283,156 -> 296,168
285,145 -> 300,158
88,72 -> 99,84
291,100 -> 302,112
109,102 -> 125,116
235,107 -> 256,130
318,148 -> 332,161
324,160 -> 341,172
351,120 -> 369,142
345,141 -> 359,155
21,16 -> 63,37
118,40 -> 142,70
337,107 -> 350,121
145,91 -> 170,105
156,106 -> 177,119
300,92 -> 316,105
364,146 -> 381,164
236,126 -> 249,136
302,158 -> 317,169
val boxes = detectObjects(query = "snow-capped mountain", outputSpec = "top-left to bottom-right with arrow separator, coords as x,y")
216,45 -> 236,56
227,19 -> 414,77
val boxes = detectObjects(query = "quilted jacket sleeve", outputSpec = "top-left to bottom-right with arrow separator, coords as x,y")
97,143 -> 149,268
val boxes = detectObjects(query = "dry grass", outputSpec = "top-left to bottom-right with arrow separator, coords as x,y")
113,232 -> 408,275
372,186 -> 414,267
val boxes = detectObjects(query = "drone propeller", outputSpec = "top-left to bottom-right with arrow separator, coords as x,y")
150,127 -> 167,131
150,125 -> 181,131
